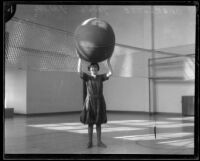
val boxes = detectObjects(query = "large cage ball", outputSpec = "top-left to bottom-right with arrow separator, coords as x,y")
74,18 -> 115,63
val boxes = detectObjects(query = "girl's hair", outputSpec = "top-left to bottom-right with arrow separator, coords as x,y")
88,63 -> 100,71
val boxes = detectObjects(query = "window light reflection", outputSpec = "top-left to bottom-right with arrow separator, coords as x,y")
114,132 -> 193,141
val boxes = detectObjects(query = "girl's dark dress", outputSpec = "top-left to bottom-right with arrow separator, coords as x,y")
80,72 -> 109,125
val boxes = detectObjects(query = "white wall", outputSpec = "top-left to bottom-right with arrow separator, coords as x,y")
104,77 -> 149,112
27,71 -> 83,114
5,67 -> 27,114
155,81 -> 194,113
154,6 -> 196,49
100,46 -> 151,112
5,63 -> 83,115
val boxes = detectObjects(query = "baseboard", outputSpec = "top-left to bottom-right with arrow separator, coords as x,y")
14,111 -> 81,117
12,110 -> 184,117
154,112 -> 183,116
107,110 -> 149,115
107,110 -> 183,116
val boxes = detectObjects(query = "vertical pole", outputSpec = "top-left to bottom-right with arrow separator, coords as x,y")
148,59 -> 151,114
83,80 -> 87,103
96,5 -> 99,18
150,5 -> 157,139
151,6 -> 156,113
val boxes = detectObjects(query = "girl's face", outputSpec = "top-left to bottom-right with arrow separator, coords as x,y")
90,65 -> 98,75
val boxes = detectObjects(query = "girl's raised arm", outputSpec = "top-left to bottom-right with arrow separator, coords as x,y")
76,50 -> 82,73
106,58 -> 113,77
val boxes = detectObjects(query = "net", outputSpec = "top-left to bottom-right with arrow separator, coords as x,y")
149,55 -> 195,81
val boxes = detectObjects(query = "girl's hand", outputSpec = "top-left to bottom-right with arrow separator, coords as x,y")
75,50 -> 80,58
106,57 -> 113,77
107,57 -> 111,64
77,55 -> 82,73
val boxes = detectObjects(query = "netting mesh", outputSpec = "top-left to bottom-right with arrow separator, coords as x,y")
149,55 -> 195,81
5,17 -> 84,72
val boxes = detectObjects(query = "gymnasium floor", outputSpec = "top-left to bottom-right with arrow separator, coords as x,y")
4,112 -> 194,155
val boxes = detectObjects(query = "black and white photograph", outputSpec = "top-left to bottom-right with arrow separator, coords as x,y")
3,1 -> 199,160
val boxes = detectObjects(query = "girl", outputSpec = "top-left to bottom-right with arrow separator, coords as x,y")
77,56 -> 113,148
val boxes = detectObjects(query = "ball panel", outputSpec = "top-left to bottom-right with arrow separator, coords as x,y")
75,26 -> 115,46
74,18 -> 115,63
77,45 -> 114,63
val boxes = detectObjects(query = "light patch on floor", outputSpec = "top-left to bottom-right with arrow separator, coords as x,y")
120,122 -> 194,128
114,132 -> 193,141
158,138 -> 194,148
108,120 -> 150,124
28,122 -> 83,127
43,125 -> 87,131
27,119 -> 194,133
114,132 -> 194,148
154,123 -> 194,128
28,123 -> 145,133
166,117 -> 194,121
115,121 -> 173,126
68,127 -> 145,134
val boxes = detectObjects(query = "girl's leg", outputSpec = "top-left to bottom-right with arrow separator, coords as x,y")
88,124 -> 93,148
96,124 -> 107,148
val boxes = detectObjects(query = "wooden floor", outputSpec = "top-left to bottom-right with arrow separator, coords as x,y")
4,112 -> 194,157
